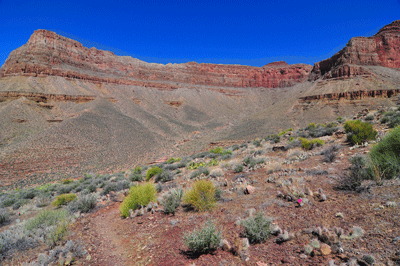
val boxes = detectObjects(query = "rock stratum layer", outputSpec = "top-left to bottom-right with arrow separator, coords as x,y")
0,30 -> 312,88
311,20 -> 400,80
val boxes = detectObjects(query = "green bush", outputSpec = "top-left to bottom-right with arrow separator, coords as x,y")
162,188 -> 183,215
167,157 -> 181,164
368,126 -> 400,179
241,212 -> 272,243
298,138 -> 324,150
120,183 -> 156,217
188,161 -> 206,170
344,120 -> 377,145
278,131 -> 286,136
253,140 -> 262,147
209,147 -> 224,154
26,209 -> 67,231
146,167 -> 163,181
183,220 -> 221,254
234,164 -> 244,173
52,193 -> 77,207
62,179 -> 73,185
183,180 -> 216,211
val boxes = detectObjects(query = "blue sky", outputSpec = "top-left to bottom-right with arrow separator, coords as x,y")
0,0 -> 399,67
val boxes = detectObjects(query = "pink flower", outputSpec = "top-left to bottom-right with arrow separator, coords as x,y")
297,198 -> 302,204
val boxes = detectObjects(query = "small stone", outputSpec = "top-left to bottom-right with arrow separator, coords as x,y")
241,238 -> 250,251
335,212 -> 344,218
310,239 -> 320,249
300,254 -> 308,259
245,185 -> 256,194
319,194 -> 327,201
221,239 -> 231,252
170,219 -> 179,226
270,224 -> 282,236
246,208 -> 256,217
320,243 -> 332,256
304,244 -> 313,255
256,261 -> 269,266
386,201 -> 397,207
64,252 -> 73,265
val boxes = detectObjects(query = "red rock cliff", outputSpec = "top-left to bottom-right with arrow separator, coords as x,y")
310,20 -> 400,80
0,30 -> 312,88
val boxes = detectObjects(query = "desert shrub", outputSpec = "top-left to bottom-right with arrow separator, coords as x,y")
20,188 -> 37,199
26,209 -> 67,231
243,156 -> 256,168
120,183 -> 156,218
322,145 -> 341,163
220,153 -> 232,160
337,156 -> 370,190
57,184 -> 74,195
68,194 -> 97,213
285,138 -> 302,150
266,134 -> 280,143
52,193 -> 77,207
36,195 -> 51,208
130,172 -> 143,182
167,157 -> 181,164
337,116 -> 345,123
209,147 -> 223,154
299,138 -> 324,150
231,144 -> 240,151
241,212 -> 272,243
0,209 -> 10,226
364,115 -> 374,121
48,220 -> 68,246
344,120 -> 377,145
146,166 -> 163,181
62,179 -> 73,185
191,151 -> 209,159
234,164 -> 244,173
183,220 -> 221,254
368,126 -> 400,179
188,161 -> 206,170
162,188 -> 183,215
28,240 -> 87,266
12,199 -> 29,210
190,167 -> 210,179
253,140 -> 262,147
380,111 -> 400,128
278,131 -> 286,137
100,183 -> 117,196
209,169 -> 224,178
183,180 -> 216,211
155,171 -> 174,183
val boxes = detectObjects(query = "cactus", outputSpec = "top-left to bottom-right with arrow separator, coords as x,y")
362,254 -> 375,265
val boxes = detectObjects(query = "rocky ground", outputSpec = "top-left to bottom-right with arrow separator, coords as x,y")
1,108 -> 399,266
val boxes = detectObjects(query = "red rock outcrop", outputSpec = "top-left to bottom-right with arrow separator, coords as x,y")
0,91 -> 97,103
299,89 -> 400,101
310,20 -> 400,80
0,30 -> 312,89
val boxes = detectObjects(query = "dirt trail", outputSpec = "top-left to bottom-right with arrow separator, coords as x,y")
72,203 -> 132,266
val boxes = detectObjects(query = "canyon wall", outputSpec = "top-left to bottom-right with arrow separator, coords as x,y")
0,30 -> 312,89
310,20 -> 400,80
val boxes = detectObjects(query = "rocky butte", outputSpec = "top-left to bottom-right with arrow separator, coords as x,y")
0,30 -> 312,89
310,20 -> 400,80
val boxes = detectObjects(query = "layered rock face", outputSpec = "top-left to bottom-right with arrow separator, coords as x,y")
311,20 -> 400,80
0,30 -> 312,88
